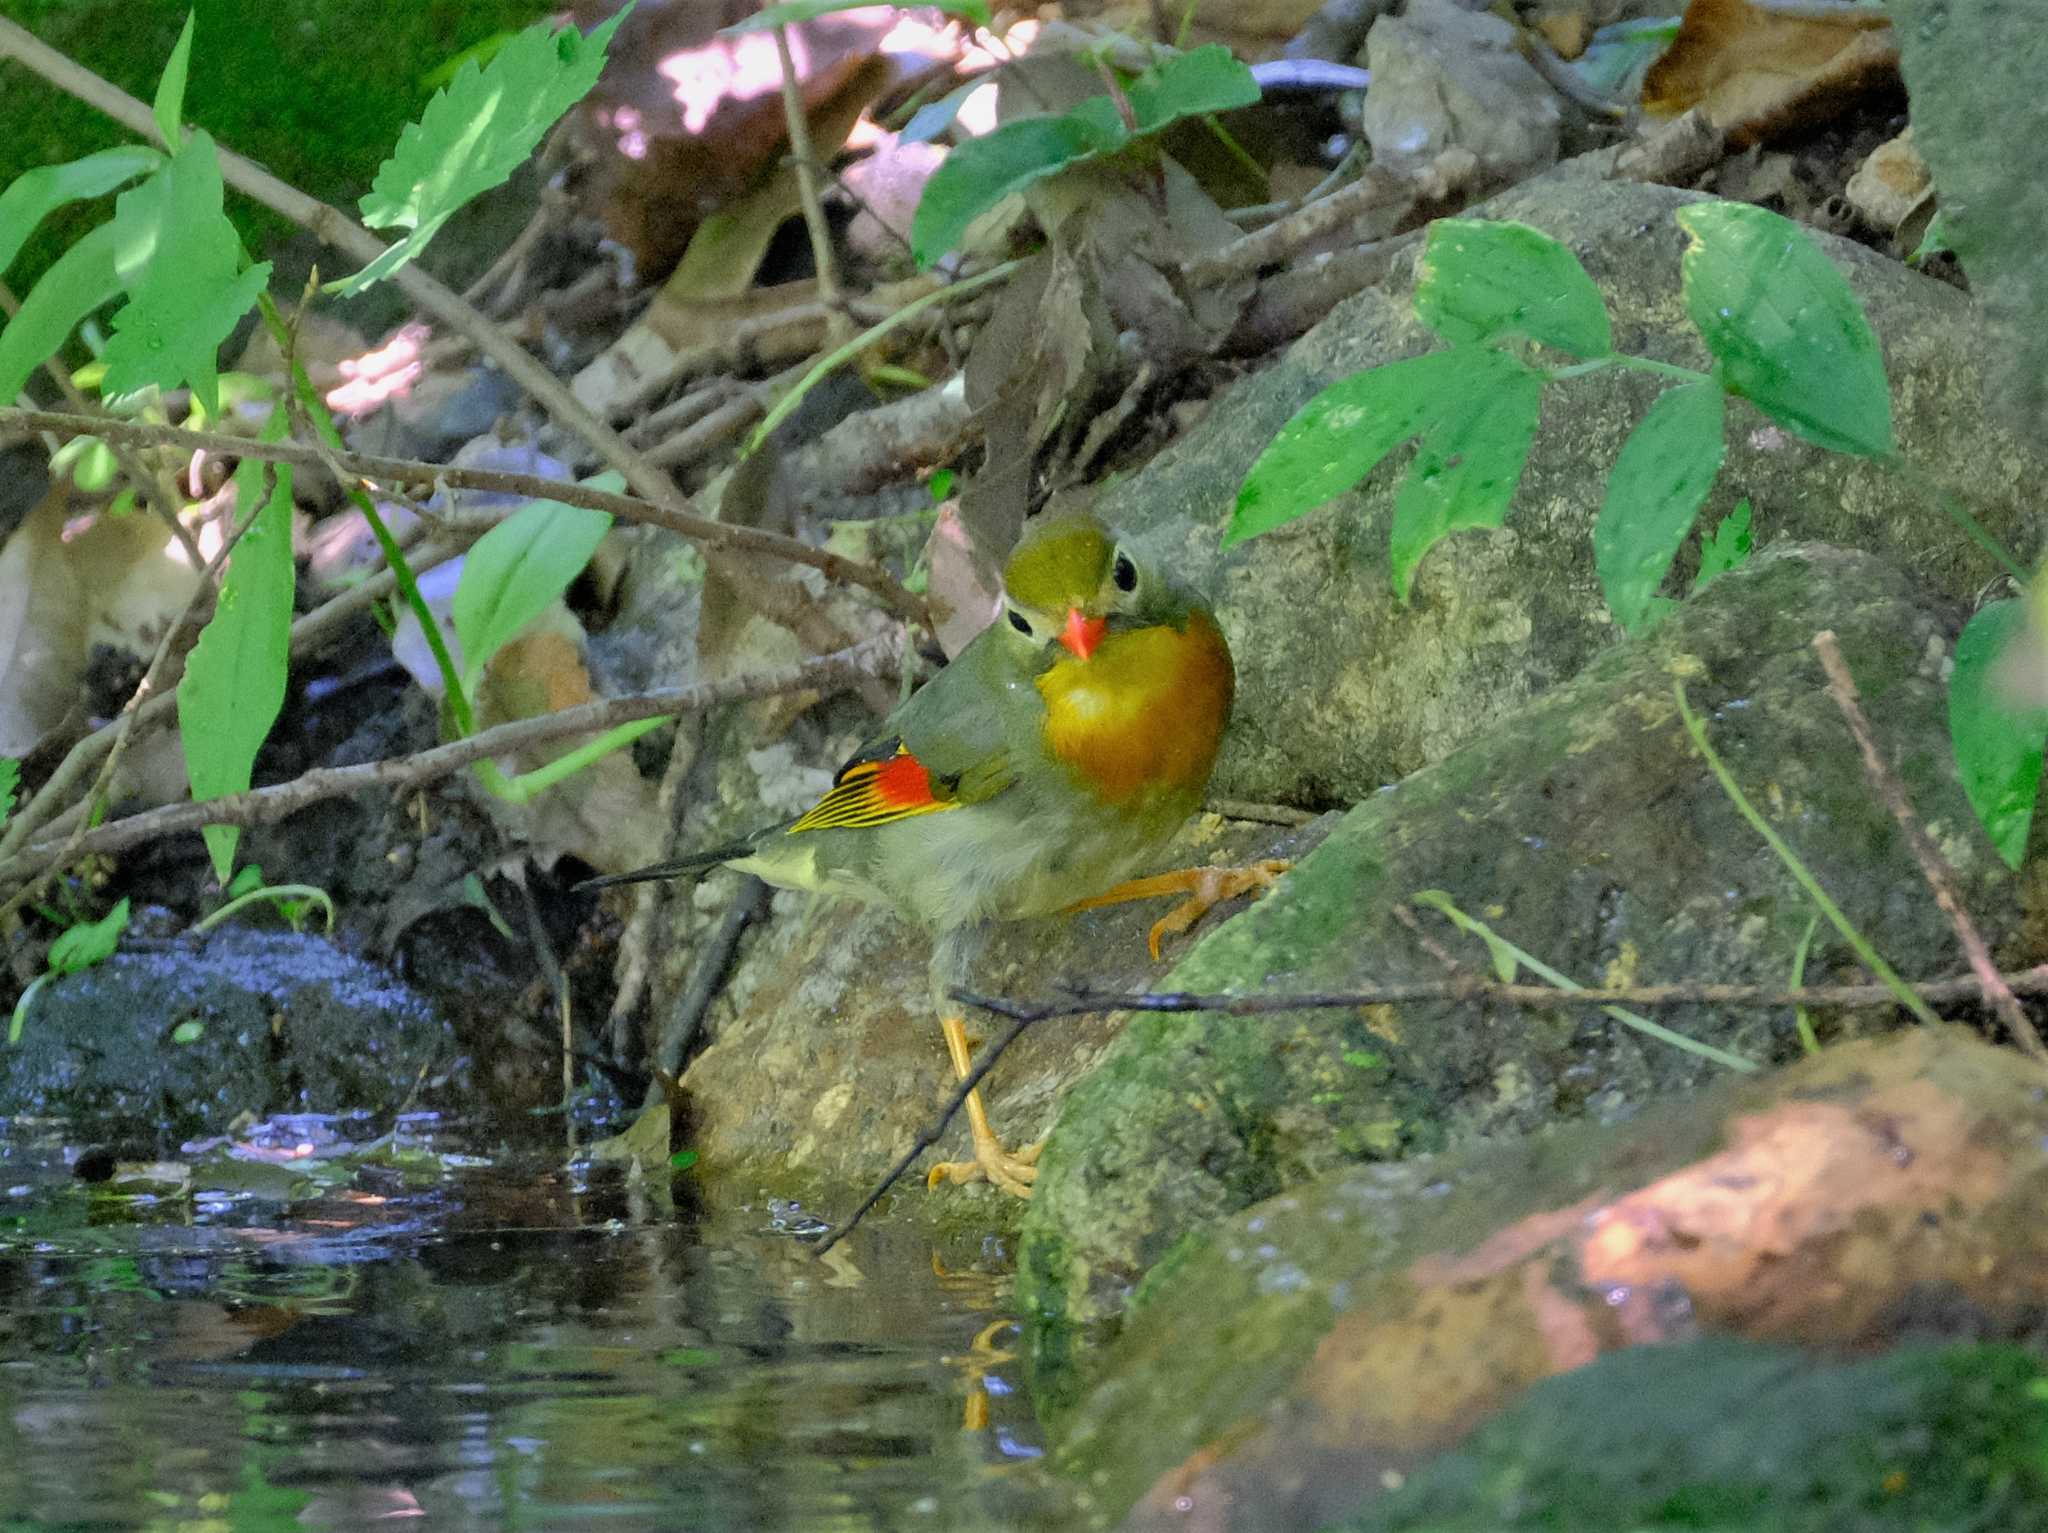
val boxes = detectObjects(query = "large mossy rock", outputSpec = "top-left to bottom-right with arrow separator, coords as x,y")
1103,174 -> 2048,805
1057,1027 -> 2048,1531
1016,542 -> 2023,1371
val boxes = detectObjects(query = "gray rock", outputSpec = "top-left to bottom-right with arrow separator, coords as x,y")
1358,0 -> 1561,182
1,927 -> 452,1146
1101,176 -> 2048,807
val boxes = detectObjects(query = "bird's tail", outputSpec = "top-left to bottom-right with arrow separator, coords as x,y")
575,842 -> 759,892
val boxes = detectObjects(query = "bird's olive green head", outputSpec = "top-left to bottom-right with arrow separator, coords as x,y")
997,510 -> 1193,662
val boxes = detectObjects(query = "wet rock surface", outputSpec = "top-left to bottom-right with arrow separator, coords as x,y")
1054,1028 -> 2048,1531
0,926 -> 453,1147
1016,543 -> 2018,1347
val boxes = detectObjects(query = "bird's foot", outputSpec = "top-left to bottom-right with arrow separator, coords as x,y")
1068,858 -> 1292,960
927,1132 -> 1042,1199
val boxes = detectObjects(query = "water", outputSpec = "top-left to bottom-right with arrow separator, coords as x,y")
0,1115 -> 1072,1531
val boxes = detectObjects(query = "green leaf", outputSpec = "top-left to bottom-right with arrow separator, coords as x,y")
0,146 -> 163,279
0,757 -> 18,829
1594,380 -> 1727,633
669,1148 -> 700,1171
910,44 -> 1259,268
48,897 -> 131,975
1414,219 -> 1612,359
452,487 -> 616,693
170,1019 -> 205,1045
1950,599 -> 2048,869
154,11 -> 197,145
333,6 -> 633,296
726,0 -> 989,31
178,431 -> 295,883
1388,350 -> 1543,601
1693,499 -> 1753,594
1676,200 -> 1894,458
1228,346 -> 1492,546
0,219 -> 124,405
99,134 -> 271,419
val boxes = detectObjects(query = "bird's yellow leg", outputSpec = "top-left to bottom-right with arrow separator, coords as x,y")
925,1014 -> 1042,1198
1065,859 -> 1292,960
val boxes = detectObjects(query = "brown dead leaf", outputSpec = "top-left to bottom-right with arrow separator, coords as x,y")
0,489 -> 88,756
1642,0 -> 1899,145
923,500 -> 1002,658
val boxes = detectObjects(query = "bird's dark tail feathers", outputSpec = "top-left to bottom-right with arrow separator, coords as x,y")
575,842 -> 756,892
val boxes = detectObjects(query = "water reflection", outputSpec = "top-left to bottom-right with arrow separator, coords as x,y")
0,1115 -> 1070,1530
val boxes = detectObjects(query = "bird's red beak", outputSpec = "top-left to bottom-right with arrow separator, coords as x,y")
1060,607 -> 1106,660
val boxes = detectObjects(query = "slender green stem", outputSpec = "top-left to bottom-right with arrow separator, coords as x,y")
7,972 -> 50,1045
1411,891 -> 1760,1072
740,258 -> 1024,461
1547,353 -> 1711,386
1789,912 -> 1821,1056
1674,680 -> 1940,1026
192,883 -> 335,934
491,715 -> 671,803
1889,453 -> 2031,586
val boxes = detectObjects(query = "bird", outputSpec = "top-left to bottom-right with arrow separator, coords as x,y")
581,509 -> 1285,1197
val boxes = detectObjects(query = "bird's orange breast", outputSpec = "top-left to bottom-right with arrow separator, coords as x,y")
1036,608 -> 1234,808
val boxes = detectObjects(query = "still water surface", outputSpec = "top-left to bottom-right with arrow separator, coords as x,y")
0,1113 -> 1072,1531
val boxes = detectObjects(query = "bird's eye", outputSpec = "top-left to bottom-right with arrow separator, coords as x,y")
1007,609 -> 1034,636
1112,551 -> 1138,592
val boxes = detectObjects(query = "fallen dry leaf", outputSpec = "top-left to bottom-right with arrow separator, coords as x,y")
1642,0 -> 1899,144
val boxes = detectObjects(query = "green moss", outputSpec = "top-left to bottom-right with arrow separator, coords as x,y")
0,0 -> 557,296
1337,1338 -> 2048,1532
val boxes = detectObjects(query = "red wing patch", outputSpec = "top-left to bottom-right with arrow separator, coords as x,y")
786,740 -> 961,834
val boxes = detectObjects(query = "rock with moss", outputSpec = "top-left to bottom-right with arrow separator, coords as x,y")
1016,542 -> 2021,1383
1101,175 -> 2047,806
1056,1027 -> 2048,1530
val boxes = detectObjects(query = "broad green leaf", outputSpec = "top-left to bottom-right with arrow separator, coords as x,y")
1388,351 -> 1544,600
48,897 -> 131,975
910,45 -> 1259,267
1950,598 -> 2048,869
1693,499 -> 1753,594
452,486 -> 617,693
100,133 -> 271,419
154,11 -> 197,145
0,757 -> 17,828
1677,200 -> 1894,457
0,219 -> 123,404
1414,219 -> 1612,359
0,146 -> 162,278
179,430 -> 296,882
1228,347 -> 1491,546
902,79 -> 982,145
1594,380 -> 1726,633
333,6 -> 633,296
727,0 -> 989,31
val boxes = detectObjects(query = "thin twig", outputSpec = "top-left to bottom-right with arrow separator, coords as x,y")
656,875 -> 771,1078
1813,630 -> 2046,1060
0,639 -> 894,889
808,1005 -> 1036,1257
771,22 -> 849,341
0,407 -> 928,627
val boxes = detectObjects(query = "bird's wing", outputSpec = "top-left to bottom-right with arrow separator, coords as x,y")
786,634 -> 1022,835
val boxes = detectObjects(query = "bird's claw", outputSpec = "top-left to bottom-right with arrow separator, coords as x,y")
928,1135 -> 1043,1199
1143,858 -> 1292,960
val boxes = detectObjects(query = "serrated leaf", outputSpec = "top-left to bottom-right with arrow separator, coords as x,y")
1693,499 -> 1753,594
1594,380 -> 1727,634
0,146 -> 163,278
1387,350 -> 1543,600
1950,599 -> 2048,869
452,489 -> 615,694
332,7 -> 632,296
0,220 -> 123,405
1414,219 -> 1612,359
179,435 -> 295,883
1228,347 -> 1487,546
726,0 -> 989,31
910,44 -> 1259,268
154,11 -> 197,145
1677,200 -> 1894,458
48,897 -> 131,975
99,134 -> 270,419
